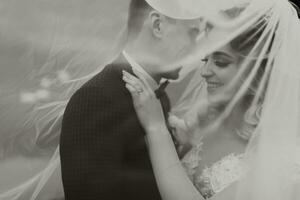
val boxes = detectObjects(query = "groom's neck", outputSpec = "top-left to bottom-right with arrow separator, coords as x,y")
124,44 -> 162,83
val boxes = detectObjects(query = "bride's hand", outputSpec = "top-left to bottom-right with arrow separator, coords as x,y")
122,70 -> 167,133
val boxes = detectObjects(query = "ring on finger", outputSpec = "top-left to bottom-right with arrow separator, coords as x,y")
137,88 -> 143,94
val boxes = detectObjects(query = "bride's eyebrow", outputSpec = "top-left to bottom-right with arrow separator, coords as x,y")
212,51 -> 234,60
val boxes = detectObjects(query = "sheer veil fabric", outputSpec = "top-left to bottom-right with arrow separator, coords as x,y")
0,0 -> 130,199
0,0 -> 300,200
172,0 -> 300,199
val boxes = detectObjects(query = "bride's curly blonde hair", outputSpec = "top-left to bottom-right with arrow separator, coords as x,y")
191,15 -> 274,142
228,14 -> 275,140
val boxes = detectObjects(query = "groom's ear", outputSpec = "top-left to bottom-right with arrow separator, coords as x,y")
148,11 -> 165,38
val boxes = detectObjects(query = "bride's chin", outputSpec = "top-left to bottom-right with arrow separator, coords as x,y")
207,90 -> 233,105
206,87 -> 221,97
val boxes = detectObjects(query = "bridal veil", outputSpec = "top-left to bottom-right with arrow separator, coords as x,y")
0,0 -> 300,199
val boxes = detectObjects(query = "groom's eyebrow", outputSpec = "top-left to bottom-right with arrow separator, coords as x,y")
205,22 -> 214,33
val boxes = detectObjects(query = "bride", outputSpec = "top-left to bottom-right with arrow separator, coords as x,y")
122,0 -> 300,199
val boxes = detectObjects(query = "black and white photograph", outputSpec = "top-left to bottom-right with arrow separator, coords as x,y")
0,0 -> 300,199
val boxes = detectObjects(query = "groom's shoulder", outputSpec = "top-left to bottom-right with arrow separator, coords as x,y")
83,55 -> 131,89
68,54 -> 131,103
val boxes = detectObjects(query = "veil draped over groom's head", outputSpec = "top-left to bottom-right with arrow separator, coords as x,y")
0,0 -> 207,199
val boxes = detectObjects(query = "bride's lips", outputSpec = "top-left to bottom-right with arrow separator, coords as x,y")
206,81 -> 223,91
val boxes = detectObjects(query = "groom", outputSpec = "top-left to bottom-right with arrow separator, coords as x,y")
60,0 -> 205,199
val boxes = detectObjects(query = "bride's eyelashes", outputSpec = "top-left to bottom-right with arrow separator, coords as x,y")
213,58 -> 232,68
201,57 -> 232,68
211,52 -> 234,68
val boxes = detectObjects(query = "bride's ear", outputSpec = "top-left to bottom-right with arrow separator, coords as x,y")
148,11 -> 164,38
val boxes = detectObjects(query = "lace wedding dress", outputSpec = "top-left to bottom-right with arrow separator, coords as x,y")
181,141 -> 300,199
181,142 -> 247,199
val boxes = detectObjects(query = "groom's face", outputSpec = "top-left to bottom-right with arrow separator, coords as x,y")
164,18 -> 202,59
159,18 -> 204,78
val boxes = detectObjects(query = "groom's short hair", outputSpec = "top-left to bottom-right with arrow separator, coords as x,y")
127,0 -> 152,37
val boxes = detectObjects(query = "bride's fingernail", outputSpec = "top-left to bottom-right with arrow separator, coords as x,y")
123,76 -> 129,82
123,71 -> 129,77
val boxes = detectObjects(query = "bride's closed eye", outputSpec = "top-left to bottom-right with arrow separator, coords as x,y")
213,57 -> 232,68
201,57 -> 232,68
211,52 -> 234,68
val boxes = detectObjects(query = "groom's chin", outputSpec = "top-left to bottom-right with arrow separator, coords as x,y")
161,67 -> 182,80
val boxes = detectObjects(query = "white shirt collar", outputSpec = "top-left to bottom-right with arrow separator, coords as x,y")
122,51 -> 159,91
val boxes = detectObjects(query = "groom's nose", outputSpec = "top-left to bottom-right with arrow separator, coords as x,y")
196,18 -> 209,42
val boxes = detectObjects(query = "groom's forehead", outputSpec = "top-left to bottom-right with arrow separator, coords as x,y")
145,0 -> 208,20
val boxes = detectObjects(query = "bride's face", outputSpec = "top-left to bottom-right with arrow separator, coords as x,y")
200,44 -> 242,100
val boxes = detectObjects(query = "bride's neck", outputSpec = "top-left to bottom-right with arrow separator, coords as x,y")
217,101 -> 248,138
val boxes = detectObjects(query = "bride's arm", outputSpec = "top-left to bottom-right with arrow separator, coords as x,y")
146,125 -> 204,200
147,127 -> 237,200
122,70 -> 204,200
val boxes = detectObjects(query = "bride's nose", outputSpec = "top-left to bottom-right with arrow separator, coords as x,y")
200,62 -> 214,78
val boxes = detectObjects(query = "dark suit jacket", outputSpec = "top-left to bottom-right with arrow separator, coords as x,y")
60,55 -> 170,200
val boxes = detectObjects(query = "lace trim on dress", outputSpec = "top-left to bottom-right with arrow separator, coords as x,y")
181,140 -> 300,199
181,143 -> 246,199
194,154 -> 245,199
